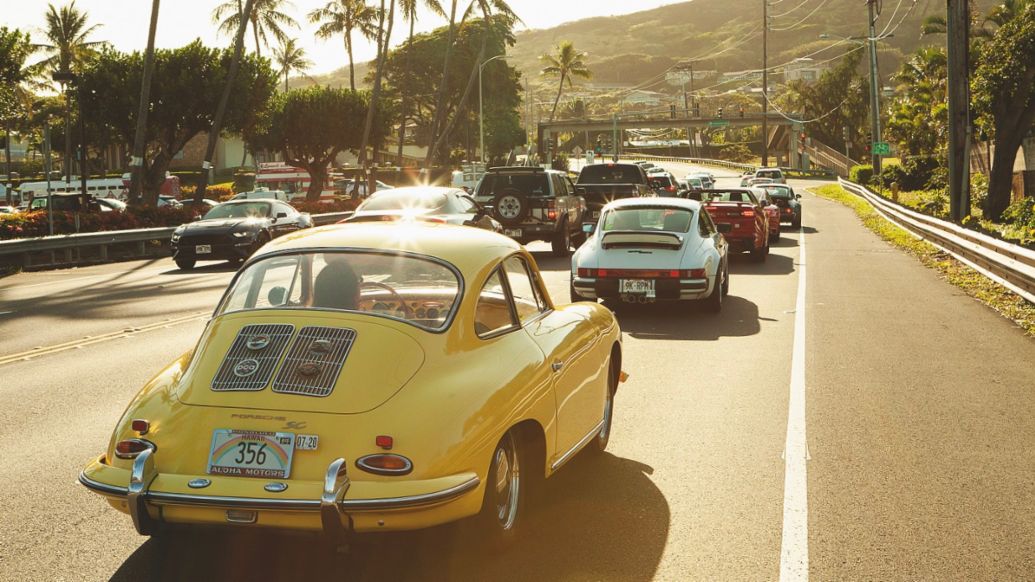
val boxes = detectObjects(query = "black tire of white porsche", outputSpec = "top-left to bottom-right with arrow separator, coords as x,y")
704,275 -> 723,313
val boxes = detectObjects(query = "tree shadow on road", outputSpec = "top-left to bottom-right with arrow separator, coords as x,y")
614,295 -> 766,341
110,454 -> 669,582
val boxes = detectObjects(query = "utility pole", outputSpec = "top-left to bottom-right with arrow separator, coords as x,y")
129,0 -> 160,206
946,0 -> 970,221
44,121 -> 54,236
866,0 -> 883,175
762,0 -> 769,167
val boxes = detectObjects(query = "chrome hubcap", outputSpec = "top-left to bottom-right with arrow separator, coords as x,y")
493,436 -> 520,530
498,196 -> 521,219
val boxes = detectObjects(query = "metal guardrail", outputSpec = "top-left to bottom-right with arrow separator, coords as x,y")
838,178 -> 1035,304
0,211 -> 353,269
627,154 -> 755,173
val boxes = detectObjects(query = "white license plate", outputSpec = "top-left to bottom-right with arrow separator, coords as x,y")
294,434 -> 319,451
504,228 -> 522,238
207,429 -> 295,479
619,279 -> 655,297
196,244 -> 212,254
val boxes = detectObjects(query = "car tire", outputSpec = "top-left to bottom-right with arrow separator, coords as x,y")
491,189 -> 529,227
703,271 -> 723,313
792,216 -> 802,229
476,430 -> 526,549
751,243 -> 766,262
721,260 -> 730,296
770,229 -> 780,242
551,223 -> 572,257
588,360 -> 617,455
175,258 -> 195,270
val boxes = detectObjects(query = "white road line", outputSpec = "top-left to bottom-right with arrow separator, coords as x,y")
779,224 -> 809,581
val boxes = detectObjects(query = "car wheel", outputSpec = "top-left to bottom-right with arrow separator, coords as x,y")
551,223 -> 571,257
703,271 -> 723,313
175,258 -> 195,270
721,260 -> 730,296
792,216 -> 802,229
476,431 -> 525,548
251,233 -> 271,256
751,243 -> 766,262
588,361 -> 617,454
491,189 -> 529,226
770,229 -> 780,242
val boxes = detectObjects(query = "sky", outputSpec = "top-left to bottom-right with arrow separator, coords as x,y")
11,0 -> 683,75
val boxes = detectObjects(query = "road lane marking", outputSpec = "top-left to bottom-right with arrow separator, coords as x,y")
0,312 -> 209,367
779,224 -> 809,581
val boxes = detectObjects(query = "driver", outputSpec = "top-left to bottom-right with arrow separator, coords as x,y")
312,253 -> 361,310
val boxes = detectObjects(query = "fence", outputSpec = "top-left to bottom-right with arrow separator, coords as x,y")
0,211 -> 352,270
838,178 -> 1035,304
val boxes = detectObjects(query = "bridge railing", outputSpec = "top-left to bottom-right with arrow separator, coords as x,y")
622,153 -> 756,173
838,178 -> 1035,304
0,211 -> 352,269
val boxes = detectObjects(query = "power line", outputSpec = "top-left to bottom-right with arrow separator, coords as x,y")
769,0 -> 832,31
770,0 -> 814,19
761,89 -> 852,124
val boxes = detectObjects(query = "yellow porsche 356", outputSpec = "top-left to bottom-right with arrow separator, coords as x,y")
80,222 -> 623,545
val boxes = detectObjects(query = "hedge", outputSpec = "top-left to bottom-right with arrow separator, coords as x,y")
0,207 -> 197,240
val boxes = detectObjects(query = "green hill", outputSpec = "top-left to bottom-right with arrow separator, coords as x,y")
306,0 -> 990,91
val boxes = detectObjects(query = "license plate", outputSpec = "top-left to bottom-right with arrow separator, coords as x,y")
196,244 -> 212,254
619,279 -> 655,297
504,228 -> 522,237
295,434 -> 319,451
208,429 -> 295,479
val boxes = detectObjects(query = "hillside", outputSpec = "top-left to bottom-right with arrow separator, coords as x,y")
305,0 -> 993,92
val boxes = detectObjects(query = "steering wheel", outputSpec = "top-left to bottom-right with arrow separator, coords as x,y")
360,281 -> 413,318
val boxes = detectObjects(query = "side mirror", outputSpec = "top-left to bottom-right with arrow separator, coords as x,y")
582,222 -> 596,234
717,223 -> 732,234
267,286 -> 287,306
192,215 -> 201,221
795,194 -> 801,199
276,211 -> 288,218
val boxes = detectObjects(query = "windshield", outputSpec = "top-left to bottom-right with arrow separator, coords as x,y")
602,207 -> 694,233
577,164 -> 641,184
706,191 -> 758,204
359,191 -> 447,211
204,202 -> 271,219
218,251 -> 461,331
476,173 -> 549,198
649,176 -> 673,188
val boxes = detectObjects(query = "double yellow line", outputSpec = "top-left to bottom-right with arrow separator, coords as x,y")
0,312 -> 209,367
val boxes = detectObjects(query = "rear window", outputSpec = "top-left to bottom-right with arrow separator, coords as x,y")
359,192 -> 447,211
706,191 -> 758,204
577,165 -> 642,184
476,173 -> 549,198
648,176 -> 673,188
602,207 -> 694,233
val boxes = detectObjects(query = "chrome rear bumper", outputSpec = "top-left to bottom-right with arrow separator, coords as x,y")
79,452 -> 480,537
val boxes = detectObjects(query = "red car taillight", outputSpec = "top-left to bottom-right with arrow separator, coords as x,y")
547,200 -> 557,221
115,438 -> 153,459
579,268 -> 704,279
741,210 -> 755,217
666,185 -> 676,192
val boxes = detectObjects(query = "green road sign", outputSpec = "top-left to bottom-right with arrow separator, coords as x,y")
708,120 -> 730,128
873,141 -> 891,156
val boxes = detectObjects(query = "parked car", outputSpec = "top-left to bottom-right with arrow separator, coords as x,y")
701,189 -> 770,261
759,183 -> 802,227
571,197 -> 730,311
0,205 -> 18,214
334,178 -> 393,198
341,186 -> 500,232
79,222 -> 624,545
740,167 -> 786,186
473,166 -> 586,256
170,199 -> 313,270
575,162 -> 654,225
96,198 -> 127,213
157,195 -> 183,208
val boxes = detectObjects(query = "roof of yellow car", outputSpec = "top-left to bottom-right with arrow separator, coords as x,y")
256,222 -> 522,270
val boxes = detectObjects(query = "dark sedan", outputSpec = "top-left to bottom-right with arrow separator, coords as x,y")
170,199 -> 313,270
759,183 -> 802,227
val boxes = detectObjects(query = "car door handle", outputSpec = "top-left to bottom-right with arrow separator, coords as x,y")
551,361 -> 564,372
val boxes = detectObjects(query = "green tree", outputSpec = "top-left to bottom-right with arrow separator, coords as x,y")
886,47 -> 947,159
357,0 -> 395,189
396,0 -> 445,163
272,38 -> 313,91
974,1 -> 1035,220
248,86 -> 386,200
309,0 -> 378,91
213,0 -> 299,59
0,27 -> 40,203
76,42 -> 277,205
540,41 -> 591,122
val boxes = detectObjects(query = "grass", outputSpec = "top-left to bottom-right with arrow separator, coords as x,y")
810,184 -> 1035,336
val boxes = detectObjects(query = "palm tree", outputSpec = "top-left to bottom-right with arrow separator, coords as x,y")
38,1 -> 105,182
357,0 -> 395,195
213,0 -> 299,59
272,38 -> 313,91
541,41 -> 591,122
309,0 -> 378,91
397,0 -> 445,163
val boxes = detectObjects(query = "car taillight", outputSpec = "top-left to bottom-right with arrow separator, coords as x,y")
356,454 -> 413,476
585,269 -> 695,279
578,268 -> 597,278
131,419 -> 150,435
547,200 -> 557,220
686,269 -> 706,278
666,185 -> 676,192
375,435 -> 394,450
115,438 -> 153,459
741,210 -> 755,217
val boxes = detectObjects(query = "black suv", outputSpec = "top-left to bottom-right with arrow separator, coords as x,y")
474,167 -> 587,256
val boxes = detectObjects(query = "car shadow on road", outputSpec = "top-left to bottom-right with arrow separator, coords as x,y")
109,453 -> 669,582
157,262 -> 241,276
614,295 -> 764,341
728,252 -> 795,276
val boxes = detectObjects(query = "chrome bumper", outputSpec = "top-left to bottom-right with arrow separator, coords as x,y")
78,451 -> 480,538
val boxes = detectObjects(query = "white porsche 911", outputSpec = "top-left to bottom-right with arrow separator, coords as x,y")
570,197 -> 730,312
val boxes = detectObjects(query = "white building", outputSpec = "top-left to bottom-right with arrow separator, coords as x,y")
783,58 -> 828,83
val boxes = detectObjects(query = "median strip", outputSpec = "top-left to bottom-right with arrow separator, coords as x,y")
0,312 -> 209,366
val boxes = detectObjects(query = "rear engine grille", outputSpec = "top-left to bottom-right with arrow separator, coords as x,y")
272,327 -> 357,397
211,324 -> 295,391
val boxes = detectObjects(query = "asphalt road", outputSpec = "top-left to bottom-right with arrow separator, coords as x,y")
0,162 -> 1033,581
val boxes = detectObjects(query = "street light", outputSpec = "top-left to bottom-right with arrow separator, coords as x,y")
52,70 -> 89,211
478,54 -> 507,164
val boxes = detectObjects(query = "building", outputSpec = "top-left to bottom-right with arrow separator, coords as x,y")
783,58 -> 829,83
622,90 -> 666,107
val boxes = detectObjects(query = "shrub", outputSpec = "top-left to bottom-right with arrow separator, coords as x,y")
714,143 -> 754,163
0,206 -> 196,240
290,198 -> 359,214
179,183 -> 235,201
1002,197 -> 1035,229
551,153 -> 570,172
849,164 -> 874,185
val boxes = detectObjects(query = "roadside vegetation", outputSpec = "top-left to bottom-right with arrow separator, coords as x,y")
810,183 -> 1035,335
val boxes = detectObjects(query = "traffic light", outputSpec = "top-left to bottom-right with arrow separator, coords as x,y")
670,104 -> 677,119
717,107 -> 723,118
739,106 -> 745,118
842,126 -> 850,142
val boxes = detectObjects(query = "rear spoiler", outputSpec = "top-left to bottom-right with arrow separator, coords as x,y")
601,231 -> 683,250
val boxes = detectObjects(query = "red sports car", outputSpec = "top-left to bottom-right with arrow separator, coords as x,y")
702,189 -> 770,261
